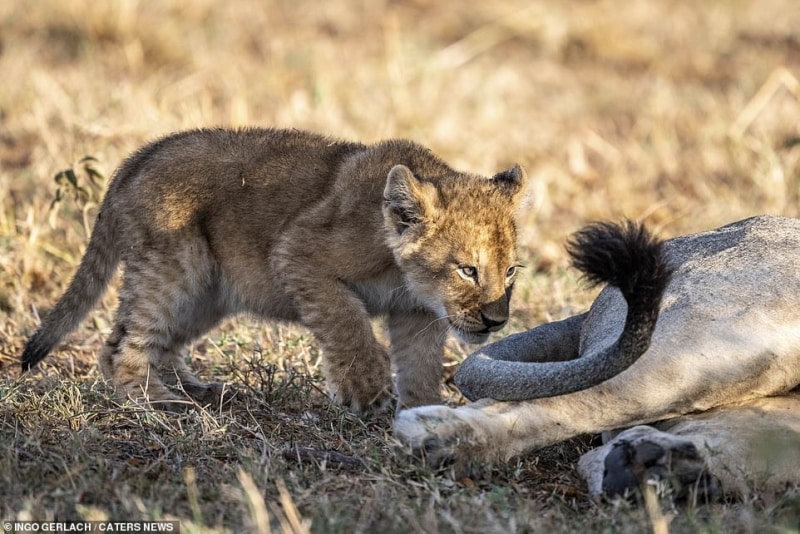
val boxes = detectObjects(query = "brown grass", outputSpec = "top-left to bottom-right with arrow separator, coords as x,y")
2,0 -> 800,531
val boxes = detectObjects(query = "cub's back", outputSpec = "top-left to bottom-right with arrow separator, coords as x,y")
108,128 -> 364,215
102,128 -> 366,242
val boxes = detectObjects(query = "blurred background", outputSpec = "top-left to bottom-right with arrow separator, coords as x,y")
2,0 -> 800,363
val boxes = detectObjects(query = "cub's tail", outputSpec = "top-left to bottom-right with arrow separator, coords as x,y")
21,207 -> 121,371
455,220 -> 673,401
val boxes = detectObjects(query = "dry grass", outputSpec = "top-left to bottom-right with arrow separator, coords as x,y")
2,0 -> 800,531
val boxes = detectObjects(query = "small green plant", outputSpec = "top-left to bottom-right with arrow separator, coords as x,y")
50,155 -> 105,208
48,155 -> 106,237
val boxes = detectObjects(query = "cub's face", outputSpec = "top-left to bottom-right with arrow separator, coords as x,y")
383,164 -> 526,344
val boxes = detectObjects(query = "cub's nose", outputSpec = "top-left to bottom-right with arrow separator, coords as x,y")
480,312 -> 507,332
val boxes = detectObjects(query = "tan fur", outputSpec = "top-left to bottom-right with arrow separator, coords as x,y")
22,128 -> 526,413
578,394 -> 800,499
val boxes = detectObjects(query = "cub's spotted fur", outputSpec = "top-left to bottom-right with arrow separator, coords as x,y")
22,128 -> 527,412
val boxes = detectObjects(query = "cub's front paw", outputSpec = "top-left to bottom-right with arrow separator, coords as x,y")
328,370 -> 393,415
394,405 -> 481,468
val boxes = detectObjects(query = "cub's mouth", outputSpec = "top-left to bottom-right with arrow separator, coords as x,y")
452,326 -> 491,345
439,302 -> 509,345
448,311 -> 508,345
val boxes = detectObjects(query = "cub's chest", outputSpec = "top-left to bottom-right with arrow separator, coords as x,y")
346,269 -> 420,315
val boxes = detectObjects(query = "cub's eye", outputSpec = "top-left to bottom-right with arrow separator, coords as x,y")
506,265 -> 517,279
457,265 -> 478,282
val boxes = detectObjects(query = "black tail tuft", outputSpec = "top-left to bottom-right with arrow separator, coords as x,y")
451,219 -> 675,402
566,220 -> 672,301
21,331 -> 51,372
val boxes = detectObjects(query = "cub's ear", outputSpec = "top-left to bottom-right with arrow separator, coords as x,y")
383,164 -> 438,234
492,164 -> 528,205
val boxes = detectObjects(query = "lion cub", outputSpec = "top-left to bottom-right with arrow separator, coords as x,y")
22,128 -> 526,413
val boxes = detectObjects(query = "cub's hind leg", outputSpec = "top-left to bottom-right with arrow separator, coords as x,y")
157,338 -> 228,407
101,250 -> 225,409
99,307 -> 185,410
